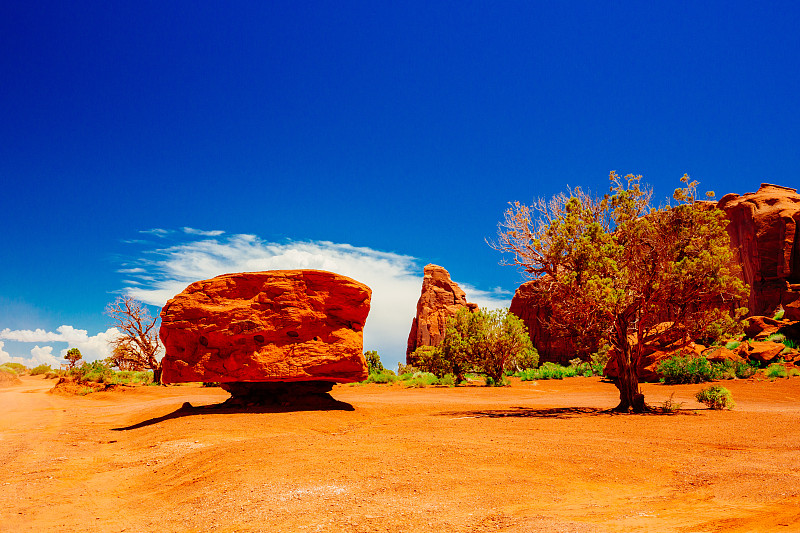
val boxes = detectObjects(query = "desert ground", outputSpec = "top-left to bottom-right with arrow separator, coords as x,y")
2,375 -> 800,533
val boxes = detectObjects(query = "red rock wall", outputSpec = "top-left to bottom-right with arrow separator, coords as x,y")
718,183 -> 800,320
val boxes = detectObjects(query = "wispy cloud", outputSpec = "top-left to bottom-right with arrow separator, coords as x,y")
120,234 -> 511,369
182,227 -> 225,237
139,228 -> 173,237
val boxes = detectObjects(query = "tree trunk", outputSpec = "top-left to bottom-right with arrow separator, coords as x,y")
611,315 -> 646,413
614,350 -> 645,413
152,363 -> 163,385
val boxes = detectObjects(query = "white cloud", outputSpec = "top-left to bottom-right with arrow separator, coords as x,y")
0,327 -> 122,364
119,234 -> 513,371
30,345 -> 60,367
182,227 -> 225,237
0,341 -> 62,368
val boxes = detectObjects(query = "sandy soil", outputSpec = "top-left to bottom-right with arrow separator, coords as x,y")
2,375 -> 800,533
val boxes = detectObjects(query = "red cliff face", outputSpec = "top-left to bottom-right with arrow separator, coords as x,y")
718,183 -> 800,320
159,270 -> 371,384
406,264 -> 478,362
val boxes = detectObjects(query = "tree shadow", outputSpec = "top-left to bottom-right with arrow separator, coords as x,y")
111,396 -> 354,431
439,405 -> 701,419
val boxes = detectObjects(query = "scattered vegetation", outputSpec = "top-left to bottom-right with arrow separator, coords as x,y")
658,354 -> 758,383
773,307 -> 785,320
725,340 -> 741,350
696,385 -> 735,410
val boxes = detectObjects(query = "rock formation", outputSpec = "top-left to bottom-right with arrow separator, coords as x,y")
718,183 -> 800,320
406,264 -> 478,363
160,270 -> 371,403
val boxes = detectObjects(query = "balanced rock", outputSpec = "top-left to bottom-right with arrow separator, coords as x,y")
160,270 -> 372,388
406,264 -> 478,362
718,184 -> 800,320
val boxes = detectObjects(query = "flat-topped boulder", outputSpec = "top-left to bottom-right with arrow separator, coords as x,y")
160,270 -> 371,390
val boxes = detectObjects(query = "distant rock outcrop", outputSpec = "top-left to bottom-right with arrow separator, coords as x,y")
508,279 -> 597,365
718,183 -> 800,320
159,270 -> 371,403
406,264 -> 478,363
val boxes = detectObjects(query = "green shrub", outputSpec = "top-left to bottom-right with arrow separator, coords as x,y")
658,355 -> 714,384
766,333 -> 786,343
0,362 -> 27,375
589,344 -> 611,376
734,361 -> 757,379
773,308 -> 785,320
766,363 -> 788,379
710,360 -> 737,380
403,372 -> 440,388
696,385 -> 735,410
397,363 -> 416,376
518,362 -> 577,381
72,361 -> 114,384
724,340 -> 741,350
29,364 -> 52,376
365,371 -> 397,384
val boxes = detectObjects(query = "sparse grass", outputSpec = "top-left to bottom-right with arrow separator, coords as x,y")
402,372 -> 441,388
660,393 -> 684,414
725,340 -> 741,350
696,385 -> 735,410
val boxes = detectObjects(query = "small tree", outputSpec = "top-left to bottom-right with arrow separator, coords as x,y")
413,308 -> 534,385
106,296 -> 163,383
494,172 -> 748,411
364,350 -> 385,375
64,348 -> 83,371
472,309 -> 534,385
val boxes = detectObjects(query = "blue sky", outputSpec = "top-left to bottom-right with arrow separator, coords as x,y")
1,2 -> 798,371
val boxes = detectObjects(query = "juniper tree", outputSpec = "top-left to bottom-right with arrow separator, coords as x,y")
494,172 -> 748,411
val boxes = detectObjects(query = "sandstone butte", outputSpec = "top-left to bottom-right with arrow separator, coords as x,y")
159,270 -> 372,386
406,264 -> 478,363
718,183 -> 800,321
511,182 -> 800,365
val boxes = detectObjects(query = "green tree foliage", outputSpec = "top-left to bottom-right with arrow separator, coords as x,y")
494,172 -> 749,411
364,350 -> 385,374
64,348 -> 83,370
412,308 -> 534,385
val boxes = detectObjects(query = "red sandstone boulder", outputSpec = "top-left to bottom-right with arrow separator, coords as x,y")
744,316 -> 783,340
742,341 -> 786,364
718,184 -> 800,320
160,270 -> 371,385
703,345 -> 744,364
406,264 -> 478,362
